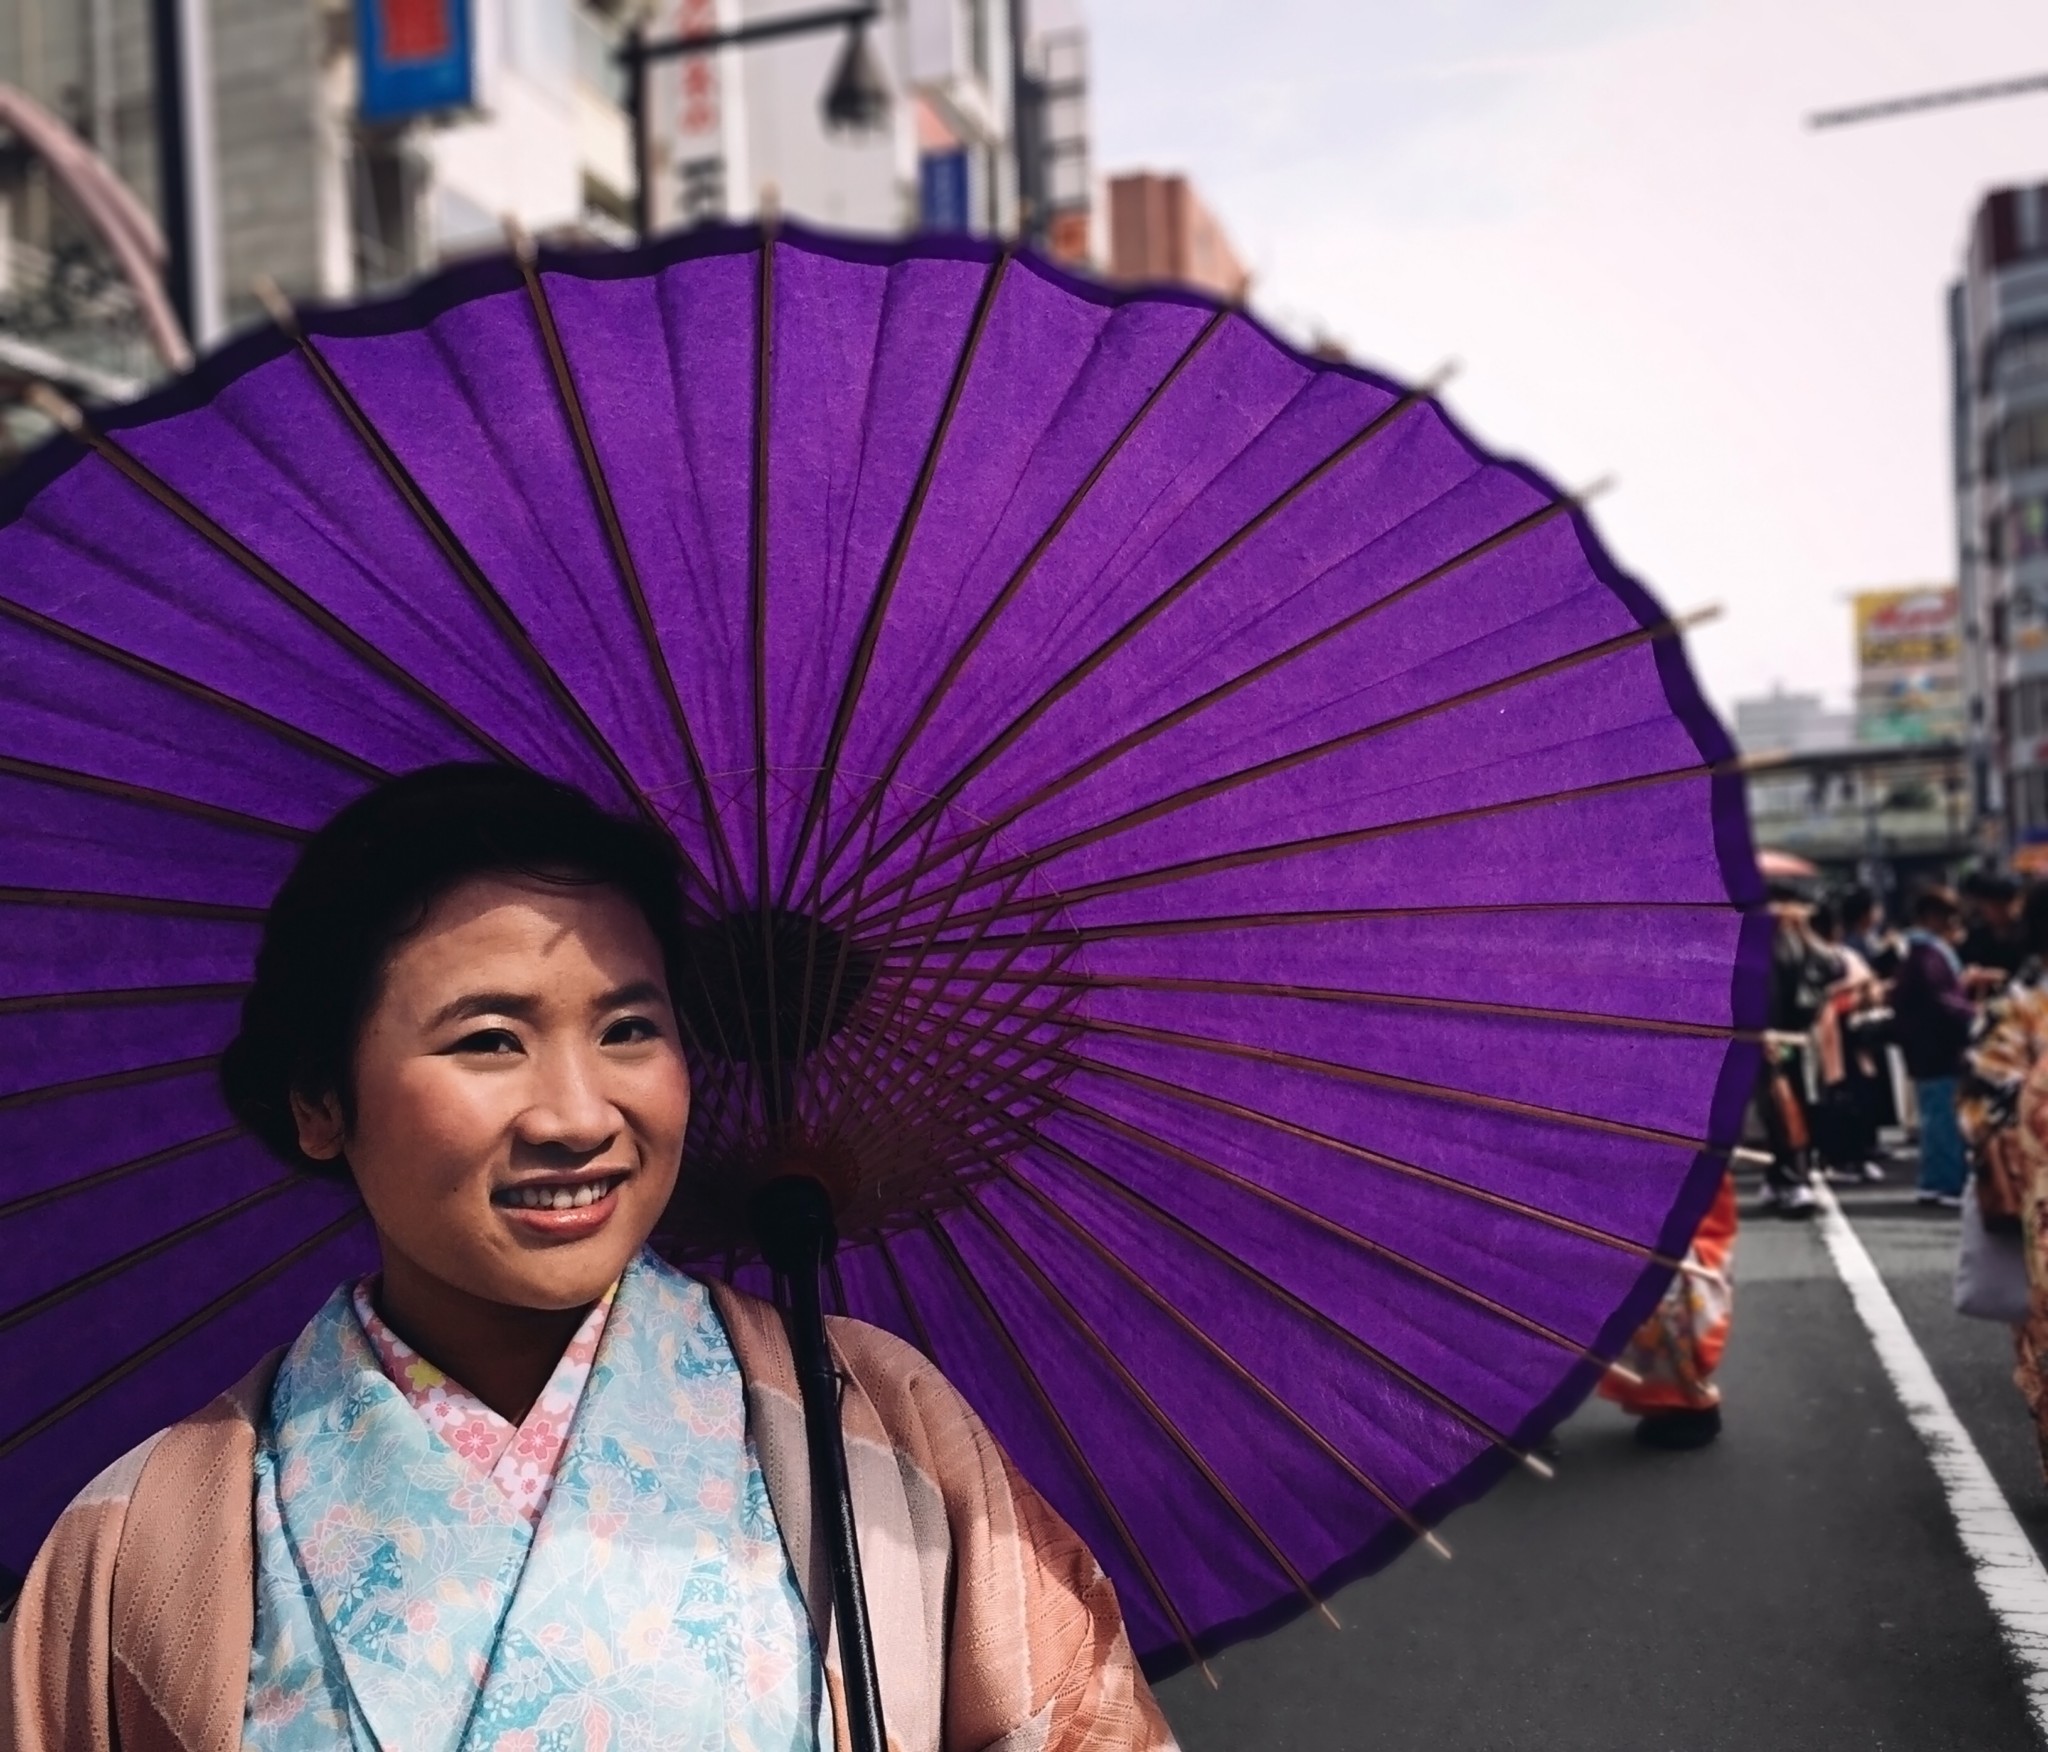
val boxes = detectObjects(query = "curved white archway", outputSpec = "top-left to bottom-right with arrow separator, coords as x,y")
0,84 -> 191,373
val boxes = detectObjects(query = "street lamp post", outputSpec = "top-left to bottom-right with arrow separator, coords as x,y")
618,3 -> 883,241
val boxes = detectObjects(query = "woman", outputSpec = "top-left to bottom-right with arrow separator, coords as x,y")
2,764 -> 1173,1752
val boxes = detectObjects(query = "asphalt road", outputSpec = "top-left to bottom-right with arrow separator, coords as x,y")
1154,1173 -> 2047,1752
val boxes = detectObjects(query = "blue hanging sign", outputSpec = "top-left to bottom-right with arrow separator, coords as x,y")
920,150 -> 971,233
358,0 -> 475,122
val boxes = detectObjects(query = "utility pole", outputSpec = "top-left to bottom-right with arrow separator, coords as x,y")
149,0 -> 223,349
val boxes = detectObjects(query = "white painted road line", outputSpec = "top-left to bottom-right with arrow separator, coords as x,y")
1813,1178 -> 2048,1737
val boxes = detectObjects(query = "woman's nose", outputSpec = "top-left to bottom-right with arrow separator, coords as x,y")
518,1044 -> 620,1153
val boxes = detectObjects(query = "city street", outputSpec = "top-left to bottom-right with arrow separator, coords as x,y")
1156,1172 -> 2048,1752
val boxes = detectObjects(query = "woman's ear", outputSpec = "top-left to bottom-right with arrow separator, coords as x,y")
290,1089 -> 348,1161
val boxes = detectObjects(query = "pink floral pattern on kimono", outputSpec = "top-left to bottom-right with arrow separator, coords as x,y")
350,1277 -> 614,1527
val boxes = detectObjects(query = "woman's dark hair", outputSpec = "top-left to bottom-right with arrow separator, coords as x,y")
1839,885 -> 1878,933
219,763 -> 688,1176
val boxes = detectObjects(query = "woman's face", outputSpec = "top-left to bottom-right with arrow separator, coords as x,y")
293,874 -> 689,1312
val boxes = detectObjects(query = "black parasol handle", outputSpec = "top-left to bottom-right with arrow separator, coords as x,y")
750,1175 -> 887,1752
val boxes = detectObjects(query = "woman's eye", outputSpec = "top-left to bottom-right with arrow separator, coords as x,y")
452,1028 -> 521,1056
602,1015 -> 661,1046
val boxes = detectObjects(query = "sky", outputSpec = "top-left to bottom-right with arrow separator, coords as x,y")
1082,0 -> 2048,719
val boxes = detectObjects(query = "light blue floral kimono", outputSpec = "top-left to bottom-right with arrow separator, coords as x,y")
243,1251 -> 831,1752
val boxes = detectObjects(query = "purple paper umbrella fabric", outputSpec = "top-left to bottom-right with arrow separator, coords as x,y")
0,224 -> 1766,1672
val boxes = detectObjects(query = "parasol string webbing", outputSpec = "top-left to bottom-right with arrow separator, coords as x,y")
954,1189 -> 1341,1619
856,593 -> 1697,921
860,756 -> 1735,942
780,250 -> 1015,1121
0,1204 -> 365,1464
835,376 -> 1448,906
989,1158 -> 1455,1541
811,306 -> 1232,893
0,1052 -> 217,1114
0,592 -> 385,783
0,1175 -> 297,1336
0,753 -> 307,842
0,1124 -> 244,1224
254,280 -> 682,861
33,393 -> 523,768
913,1210 -> 1211,1681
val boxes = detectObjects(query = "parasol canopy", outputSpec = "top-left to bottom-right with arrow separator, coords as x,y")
0,223 -> 1766,1672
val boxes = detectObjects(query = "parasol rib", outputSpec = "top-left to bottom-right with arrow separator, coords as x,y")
1054,1059 -> 1688,1264
0,1206 -> 365,1464
895,966 -> 1753,1042
955,1192 -> 1340,1618
258,292 -> 685,854
0,595 -> 387,782
1022,1130 -> 1558,1478
0,1124 -> 244,1223
779,250 -> 1013,911
864,598 -> 1696,917
0,1176 -> 295,1334
828,377 -> 1443,906
0,981 -> 249,1015
512,239 -> 747,906
0,884 -> 264,921
0,753 -> 310,842
1086,1013 -> 1708,1149
990,1162 -> 1443,1547
872,1231 -> 939,1360
751,226 -> 785,1118
915,1212 -> 1210,1679
814,306 -> 1232,886
1027,1094 -> 1627,1368
782,251 -> 1014,1097
864,758 -> 1731,938
869,897 -> 1758,957
46,417 -> 524,766
0,1053 -> 218,1114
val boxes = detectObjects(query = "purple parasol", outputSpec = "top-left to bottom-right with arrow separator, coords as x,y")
0,223 -> 1766,1674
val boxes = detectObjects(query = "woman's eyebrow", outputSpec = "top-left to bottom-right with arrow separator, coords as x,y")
596,979 -> 667,1013
426,991 -> 537,1031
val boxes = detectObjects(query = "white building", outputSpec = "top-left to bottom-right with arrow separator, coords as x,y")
0,0 -> 1038,388
1732,687 -> 1855,757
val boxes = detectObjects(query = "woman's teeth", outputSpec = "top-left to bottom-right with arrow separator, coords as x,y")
500,1177 -> 621,1211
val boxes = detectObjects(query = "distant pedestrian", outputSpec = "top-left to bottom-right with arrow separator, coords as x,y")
1971,886 -> 2048,1477
1601,1172 -> 1737,1448
1809,901 -> 1888,1184
1894,885 -> 1977,1209
1757,892 -> 1840,1216
1840,884 -> 1900,979
1963,872 -> 2028,981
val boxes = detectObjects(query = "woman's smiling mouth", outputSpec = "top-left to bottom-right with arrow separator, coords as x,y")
493,1173 -> 629,1234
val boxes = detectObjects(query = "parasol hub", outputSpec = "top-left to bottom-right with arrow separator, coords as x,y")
748,1171 -> 840,1273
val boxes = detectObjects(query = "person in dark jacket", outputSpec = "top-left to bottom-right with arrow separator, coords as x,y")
1894,885 -> 1978,1207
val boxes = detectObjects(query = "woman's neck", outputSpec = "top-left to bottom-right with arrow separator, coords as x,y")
371,1243 -> 593,1424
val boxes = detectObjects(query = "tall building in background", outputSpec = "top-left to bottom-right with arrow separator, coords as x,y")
1104,170 -> 1246,300
1953,183 -> 2048,854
